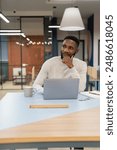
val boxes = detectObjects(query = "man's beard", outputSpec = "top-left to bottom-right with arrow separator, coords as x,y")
60,51 -> 75,59
61,52 -> 64,59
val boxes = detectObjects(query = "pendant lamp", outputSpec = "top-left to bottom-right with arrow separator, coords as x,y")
59,7 -> 85,31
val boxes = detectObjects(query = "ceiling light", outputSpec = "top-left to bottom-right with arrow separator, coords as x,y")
26,38 -> 30,41
0,32 -> 25,37
48,37 -> 52,40
22,33 -> 26,38
59,7 -> 85,31
22,64 -> 28,67
48,30 -> 52,33
0,30 -> 21,32
0,29 -> 26,37
0,12 -> 10,23
46,0 -> 78,4
48,25 -> 60,28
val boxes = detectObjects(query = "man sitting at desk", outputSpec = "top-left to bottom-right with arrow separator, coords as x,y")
33,35 -> 87,93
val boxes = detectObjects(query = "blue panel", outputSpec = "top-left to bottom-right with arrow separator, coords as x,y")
0,92 -> 100,130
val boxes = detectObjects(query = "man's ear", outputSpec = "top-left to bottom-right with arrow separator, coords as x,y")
75,48 -> 79,54
73,48 -> 79,57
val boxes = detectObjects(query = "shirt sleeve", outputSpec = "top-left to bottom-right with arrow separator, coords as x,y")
33,61 -> 49,94
78,62 -> 87,92
68,62 -> 87,92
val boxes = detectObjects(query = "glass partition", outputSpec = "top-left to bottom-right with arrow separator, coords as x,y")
0,16 -> 45,90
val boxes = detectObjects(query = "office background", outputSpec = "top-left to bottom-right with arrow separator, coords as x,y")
0,0 -> 100,90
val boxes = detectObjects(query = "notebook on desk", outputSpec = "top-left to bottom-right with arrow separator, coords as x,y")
43,78 -> 79,100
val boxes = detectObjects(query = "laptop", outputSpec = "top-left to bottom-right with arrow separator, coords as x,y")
43,78 -> 79,100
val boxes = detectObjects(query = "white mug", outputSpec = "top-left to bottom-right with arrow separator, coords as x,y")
24,86 -> 33,97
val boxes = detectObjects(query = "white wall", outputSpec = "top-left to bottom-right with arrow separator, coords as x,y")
93,11 -> 100,67
21,18 -> 44,35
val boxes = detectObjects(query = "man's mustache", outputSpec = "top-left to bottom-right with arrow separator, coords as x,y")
63,52 -> 70,56
61,51 -> 75,58
61,52 -> 70,59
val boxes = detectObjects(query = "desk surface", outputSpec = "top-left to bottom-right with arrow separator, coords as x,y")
0,92 -> 100,148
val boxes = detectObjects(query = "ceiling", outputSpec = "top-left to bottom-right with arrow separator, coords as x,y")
1,0 -> 100,20
0,0 -> 100,36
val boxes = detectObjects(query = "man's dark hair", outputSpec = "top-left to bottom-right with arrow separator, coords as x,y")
64,36 -> 80,47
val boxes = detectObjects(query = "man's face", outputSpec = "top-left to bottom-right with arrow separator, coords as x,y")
61,39 -> 78,58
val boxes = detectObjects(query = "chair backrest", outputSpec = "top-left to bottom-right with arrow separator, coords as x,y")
32,66 -> 35,81
87,66 -> 97,80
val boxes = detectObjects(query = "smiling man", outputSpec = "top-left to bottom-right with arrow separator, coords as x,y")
33,36 -> 87,93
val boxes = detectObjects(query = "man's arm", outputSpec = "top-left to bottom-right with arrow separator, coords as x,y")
63,59 -> 87,92
62,55 -> 74,68
78,62 -> 87,91
33,62 -> 48,94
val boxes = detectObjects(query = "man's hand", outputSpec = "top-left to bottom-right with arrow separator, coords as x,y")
62,55 -> 74,68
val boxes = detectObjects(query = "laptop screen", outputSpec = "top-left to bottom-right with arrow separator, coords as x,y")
43,78 -> 79,100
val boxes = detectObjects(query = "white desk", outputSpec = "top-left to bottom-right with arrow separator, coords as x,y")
0,92 -> 100,150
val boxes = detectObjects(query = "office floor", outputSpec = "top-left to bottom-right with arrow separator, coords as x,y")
0,81 -> 29,100
0,89 -> 23,100
0,80 -> 31,89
